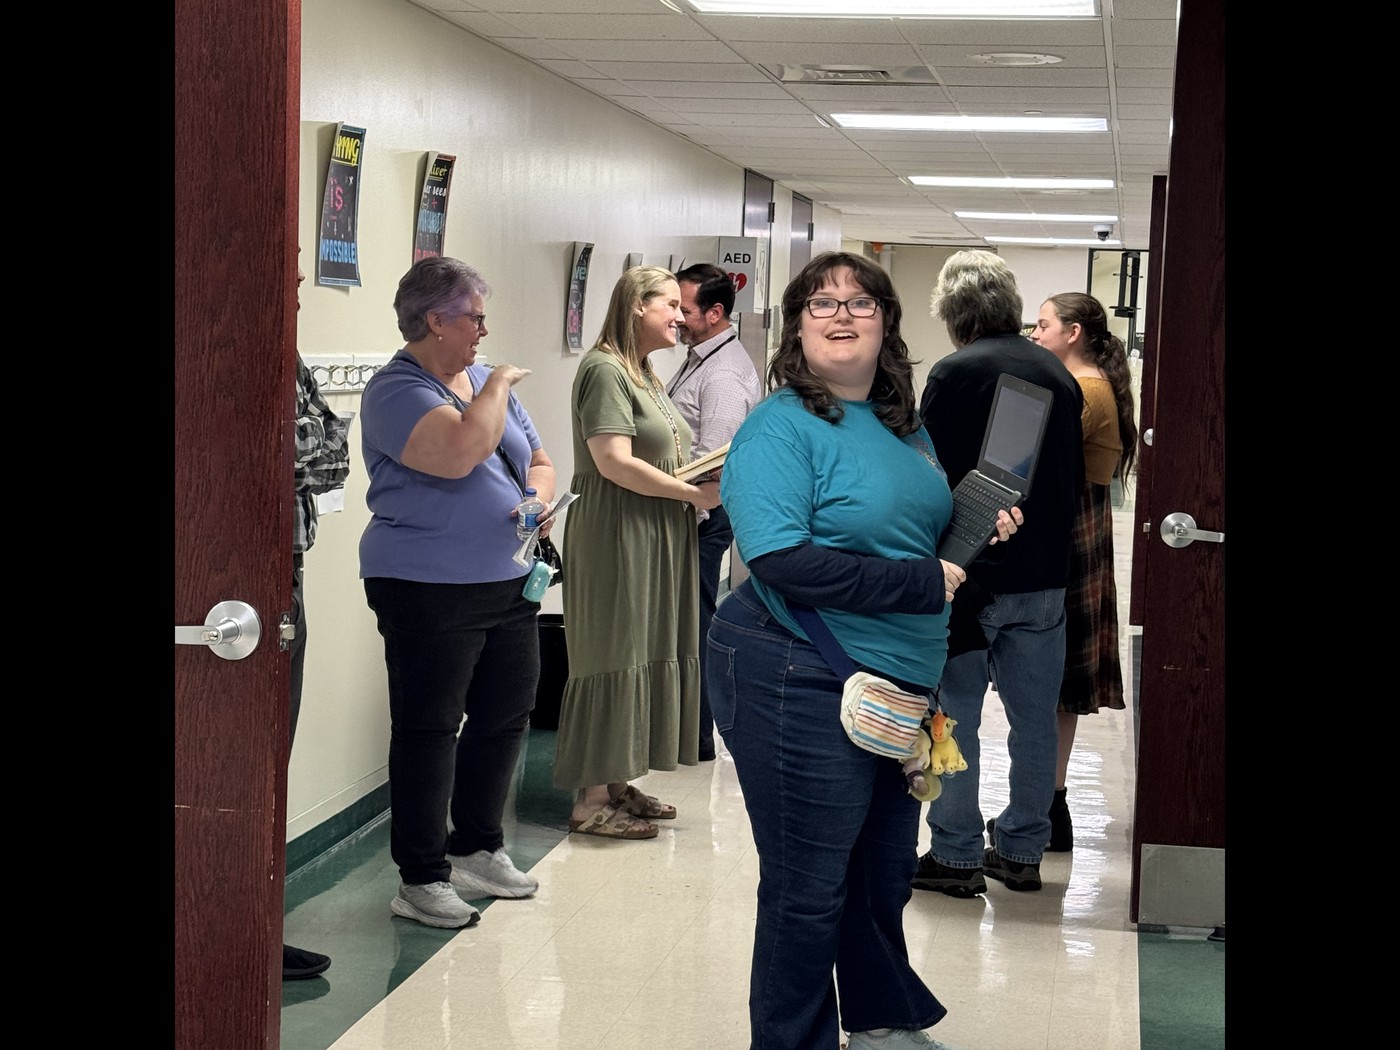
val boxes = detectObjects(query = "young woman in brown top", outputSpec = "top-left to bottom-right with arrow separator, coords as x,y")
1029,292 -> 1138,852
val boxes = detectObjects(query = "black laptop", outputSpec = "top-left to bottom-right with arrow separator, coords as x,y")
936,373 -> 1055,568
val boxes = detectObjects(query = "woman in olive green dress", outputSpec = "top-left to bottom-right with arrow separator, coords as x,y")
554,266 -> 722,839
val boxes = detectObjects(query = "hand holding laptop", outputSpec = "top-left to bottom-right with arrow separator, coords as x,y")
940,506 -> 1022,598
985,507 -> 1024,548
935,374 -> 1052,568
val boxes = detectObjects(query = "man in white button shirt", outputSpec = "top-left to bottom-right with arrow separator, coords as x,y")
672,263 -> 763,760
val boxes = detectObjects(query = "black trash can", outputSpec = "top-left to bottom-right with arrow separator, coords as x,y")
532,613 -> 568,730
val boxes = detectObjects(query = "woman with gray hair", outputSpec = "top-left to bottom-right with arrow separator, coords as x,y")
358,256 -> 557,927
553,266 -> 721,838
912,249 -> 1084,900
927,247 -> 1024,347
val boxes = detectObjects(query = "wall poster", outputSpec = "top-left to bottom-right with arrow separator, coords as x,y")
565,241 -> 593,353
413,153 -> 456,263
317,123 -> 366,287
718,236 -> 761,315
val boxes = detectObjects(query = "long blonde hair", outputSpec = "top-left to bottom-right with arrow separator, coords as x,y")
592,265 -> 676,386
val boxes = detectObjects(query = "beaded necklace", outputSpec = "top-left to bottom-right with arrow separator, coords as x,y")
642,369 -> 686,465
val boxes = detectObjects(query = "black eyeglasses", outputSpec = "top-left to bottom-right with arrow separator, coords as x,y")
460,312 -> 487,328
804,296 -> 881,318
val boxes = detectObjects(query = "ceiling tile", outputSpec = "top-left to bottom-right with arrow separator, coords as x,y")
397,0 -> 1182,247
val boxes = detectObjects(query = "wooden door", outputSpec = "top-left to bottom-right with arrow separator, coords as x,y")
174,1 -> 300,1045
1128,0 -> 1225,920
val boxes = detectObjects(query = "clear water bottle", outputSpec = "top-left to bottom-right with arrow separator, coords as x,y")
516,487 -> 546,540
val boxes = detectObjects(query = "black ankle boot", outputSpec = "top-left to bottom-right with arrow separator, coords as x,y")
1047,788 -> 1073,852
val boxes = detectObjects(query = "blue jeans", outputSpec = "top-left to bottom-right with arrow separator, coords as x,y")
926,588 -> 1066,868
707,580 -> 946,1050
696,505 -> 732,756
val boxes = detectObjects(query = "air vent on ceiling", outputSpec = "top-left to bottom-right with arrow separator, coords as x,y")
760,64 -> 938,85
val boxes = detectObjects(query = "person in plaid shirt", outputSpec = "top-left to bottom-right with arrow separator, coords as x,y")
284,257 -> 350,979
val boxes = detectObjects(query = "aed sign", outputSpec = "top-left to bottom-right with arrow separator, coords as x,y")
717,236 -> 763,315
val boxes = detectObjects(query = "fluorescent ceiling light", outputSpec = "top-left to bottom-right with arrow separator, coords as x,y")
834,114 -> 1106,133
911,176 -> 1114,189
684,2 -> 1098,17
986,236 -> 1120,246
956,211 -> 1119,222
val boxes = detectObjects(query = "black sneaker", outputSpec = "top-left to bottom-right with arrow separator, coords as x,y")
911,851 -> 986,898
282,944 -> 332,980
983,847 -> 1042,891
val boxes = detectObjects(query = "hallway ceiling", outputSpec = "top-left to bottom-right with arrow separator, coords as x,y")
404,0 -> 1178,250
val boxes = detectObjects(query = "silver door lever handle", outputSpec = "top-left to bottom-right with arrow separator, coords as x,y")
1159,512 -> 1225,549
174,600 -> 262,660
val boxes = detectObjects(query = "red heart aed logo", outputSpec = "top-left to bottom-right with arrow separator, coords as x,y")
729,272 -> 747,293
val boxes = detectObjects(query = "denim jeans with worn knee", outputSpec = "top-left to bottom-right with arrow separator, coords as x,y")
707,581 -> 946,1050
926,587 -> 1066,868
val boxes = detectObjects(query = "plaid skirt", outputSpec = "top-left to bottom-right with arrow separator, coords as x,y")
1058,482 -> 1126,714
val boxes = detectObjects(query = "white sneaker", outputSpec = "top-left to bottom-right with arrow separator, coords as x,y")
846,1030 -> 962,1050
390,881 -> 481,928
448,848 -> 539,899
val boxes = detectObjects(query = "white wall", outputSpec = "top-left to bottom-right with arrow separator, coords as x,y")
880,244 -> 961,397
1002,246 -> 1098,328
291,0 -> 753,841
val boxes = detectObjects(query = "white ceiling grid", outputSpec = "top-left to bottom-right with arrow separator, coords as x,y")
402,0 -> 1179,247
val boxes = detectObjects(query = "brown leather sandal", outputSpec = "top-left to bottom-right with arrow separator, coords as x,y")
568,800 -> 659,839
612,784 -> 677,820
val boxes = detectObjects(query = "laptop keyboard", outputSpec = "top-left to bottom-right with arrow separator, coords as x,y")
945,478 -> 1016,547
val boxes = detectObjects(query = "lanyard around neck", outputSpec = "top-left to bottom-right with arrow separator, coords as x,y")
666,331 -> 737,397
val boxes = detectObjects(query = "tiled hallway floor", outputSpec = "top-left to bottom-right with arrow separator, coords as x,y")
280,507 -> 1224,1049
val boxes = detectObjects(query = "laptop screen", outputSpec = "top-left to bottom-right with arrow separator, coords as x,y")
981,380 -> 1051,485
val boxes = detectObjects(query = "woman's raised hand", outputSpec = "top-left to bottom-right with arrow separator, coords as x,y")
487,364 -> 532,387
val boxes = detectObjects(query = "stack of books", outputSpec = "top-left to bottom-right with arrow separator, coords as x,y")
673,442 -> 729,484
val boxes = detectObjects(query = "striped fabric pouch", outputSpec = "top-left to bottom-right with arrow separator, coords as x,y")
839,670 -> 929,760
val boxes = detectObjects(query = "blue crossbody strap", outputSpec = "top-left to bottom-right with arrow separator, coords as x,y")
789,604 -> 859,680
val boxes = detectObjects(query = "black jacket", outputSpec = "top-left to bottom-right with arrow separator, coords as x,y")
920,332 -> 1085,646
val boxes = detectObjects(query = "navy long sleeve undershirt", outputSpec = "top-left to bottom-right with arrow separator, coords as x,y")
746,543 -> 947,616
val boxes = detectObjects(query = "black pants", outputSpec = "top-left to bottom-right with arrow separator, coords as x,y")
289,556 -> 307,745
364,576 -> 539,886
697,505 -> 733,757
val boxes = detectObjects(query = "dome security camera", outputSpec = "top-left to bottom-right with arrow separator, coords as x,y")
1093,223 -> 1113,241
